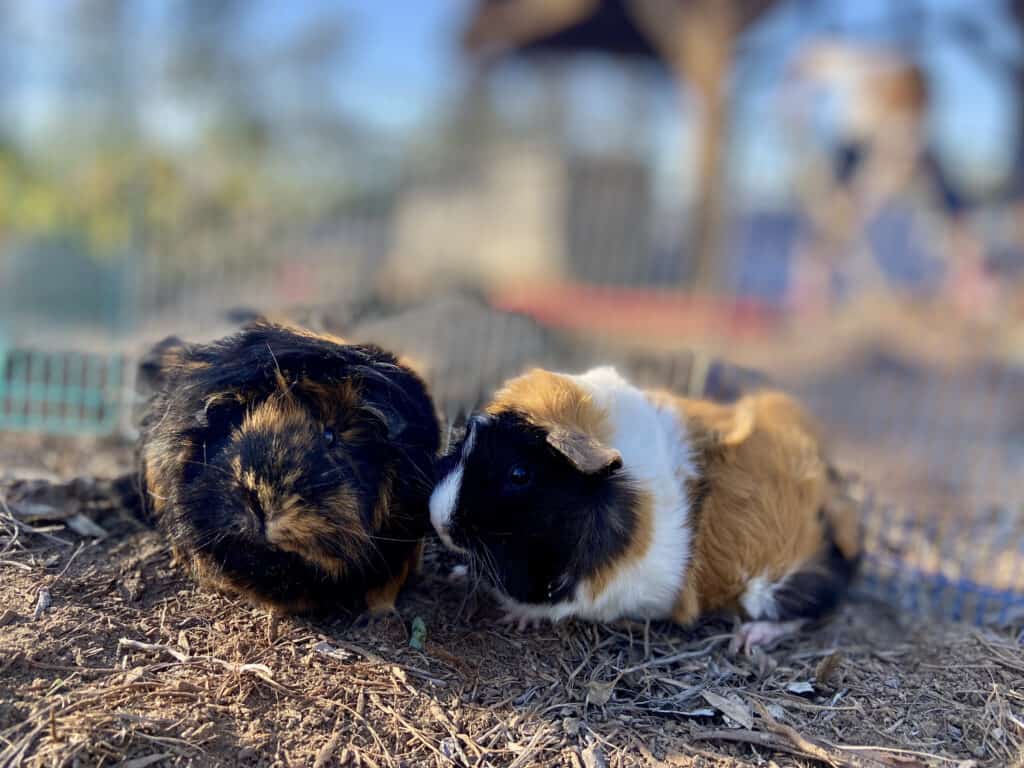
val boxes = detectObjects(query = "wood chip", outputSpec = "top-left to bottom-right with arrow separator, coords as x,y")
785,681 -> 816,696
701,691 -> 754,729
313,729 -> 342,768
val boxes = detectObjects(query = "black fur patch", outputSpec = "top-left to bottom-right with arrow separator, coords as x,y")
441,410 -> 639,606
137,321 -> 439,611
772,512 -> 861,623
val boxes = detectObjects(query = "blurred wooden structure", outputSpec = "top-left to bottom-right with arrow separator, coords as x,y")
460,0 -> 779,292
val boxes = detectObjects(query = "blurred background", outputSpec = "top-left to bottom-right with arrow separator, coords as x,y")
1,0 -> 1023,623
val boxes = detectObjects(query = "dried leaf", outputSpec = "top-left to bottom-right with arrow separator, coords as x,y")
586,680 -> 615,706
701,691 -> 754,729
815,651 -> 842,687
314,730 -> 342,768
9,502 -> 62,522
409,616 -> 427,651
32,588 -> 52,620
65,514 -> 107,538
785,681 -> 816,696
581,743 -> 608,768
120,754 -> 172,768
439,737 -> 459,760
680,708 -> 716,718
313,641 -> 357,663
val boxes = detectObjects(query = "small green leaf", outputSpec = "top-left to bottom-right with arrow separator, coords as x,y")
409,616 -> 427,651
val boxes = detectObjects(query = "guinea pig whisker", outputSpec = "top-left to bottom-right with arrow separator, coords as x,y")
365,534 -> 422,544
191,529 -> 232,554
461,551 -> 485,596
474,543 -> 504,594
303,479 -> 347,492
381,444 -> 435,488
473,556 -> 494,595
265,343 -> 288,390
180,460 -> 235,480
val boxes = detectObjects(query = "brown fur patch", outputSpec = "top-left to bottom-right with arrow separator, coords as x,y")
371,473 -> 394,532
264,485 -> 368,578
364,540 -> 423,614
667,390 -> 838,624
267,321 -> 348,348
486,368 -> 611,444
143,437 -> 193,518
294,379 -> 363,427
144,462 -> 165,514
584,489 -> 655,601
242,396 -> 308,435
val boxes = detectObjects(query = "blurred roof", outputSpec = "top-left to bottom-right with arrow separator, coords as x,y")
463,0 -> 660,62
461,0 -> 778,64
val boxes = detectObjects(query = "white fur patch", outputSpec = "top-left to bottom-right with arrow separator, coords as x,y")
429,467 -> 464,551
501,366 -> 697,624
740,575 -> 781,621
429,418 -> 481,553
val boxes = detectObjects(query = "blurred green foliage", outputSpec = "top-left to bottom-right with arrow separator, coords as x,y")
0,1 -> 370,267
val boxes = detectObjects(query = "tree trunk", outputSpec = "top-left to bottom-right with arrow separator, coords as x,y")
687,76 -> 731,293
676,2 -> 738,294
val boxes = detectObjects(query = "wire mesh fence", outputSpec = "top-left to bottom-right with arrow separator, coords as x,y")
0,347 -> 125,435
1,124 -> 1022,627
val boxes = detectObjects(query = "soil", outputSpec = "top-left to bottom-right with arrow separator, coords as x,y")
1,433 -> 1023,768
2,293 -> 1024,767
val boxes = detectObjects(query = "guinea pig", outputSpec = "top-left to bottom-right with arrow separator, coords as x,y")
429,366 -> 860,652
138,320 -> 440,614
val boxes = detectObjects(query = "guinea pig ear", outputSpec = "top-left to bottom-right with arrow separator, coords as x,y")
545,427 -> 622,475
138,335 -> 187,391
361,402 -> 408,440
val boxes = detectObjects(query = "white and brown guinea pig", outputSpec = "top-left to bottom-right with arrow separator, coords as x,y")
138,321 -> 440,615
430,366 -> 860,652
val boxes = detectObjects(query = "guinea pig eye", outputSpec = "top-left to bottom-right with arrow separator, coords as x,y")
507,464 -> 532,489
322,427 -> 336,447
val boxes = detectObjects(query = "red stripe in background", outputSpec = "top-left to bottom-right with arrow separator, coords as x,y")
490,283 -> 782,340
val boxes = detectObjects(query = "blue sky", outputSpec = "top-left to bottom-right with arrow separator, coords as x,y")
4,0 -> 1023,204
331,0 -> 1023,202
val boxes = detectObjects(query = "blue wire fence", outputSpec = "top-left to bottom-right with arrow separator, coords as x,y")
0,345 -> 126,435
1,135 -> 1022,629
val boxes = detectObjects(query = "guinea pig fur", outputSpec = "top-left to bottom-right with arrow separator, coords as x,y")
138,321 -> 440,614
430,366 -> 860,651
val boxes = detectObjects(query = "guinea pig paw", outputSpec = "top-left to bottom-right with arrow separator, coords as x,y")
497,610 -> 541,632
729,620 -> 804,656
355,608 -> 409,641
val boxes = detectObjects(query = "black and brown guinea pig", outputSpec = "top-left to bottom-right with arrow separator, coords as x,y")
429,366 -> 860,652
137,320 -> 439,614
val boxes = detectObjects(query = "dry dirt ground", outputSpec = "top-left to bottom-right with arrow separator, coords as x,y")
1,434 -> 1023,768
